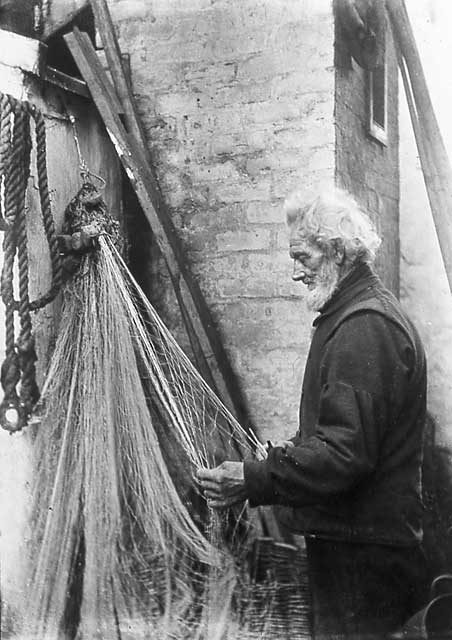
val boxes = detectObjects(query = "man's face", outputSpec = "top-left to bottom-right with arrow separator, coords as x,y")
289,237 -> 325,288
289,235 -> 340,311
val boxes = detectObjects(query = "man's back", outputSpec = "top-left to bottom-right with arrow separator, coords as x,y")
276,263 -> 427,546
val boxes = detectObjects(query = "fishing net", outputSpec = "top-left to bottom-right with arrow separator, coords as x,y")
21,179 -> 309,640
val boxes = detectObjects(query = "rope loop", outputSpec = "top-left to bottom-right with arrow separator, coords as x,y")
0,351 -> 23,432
0,92 -> 62,431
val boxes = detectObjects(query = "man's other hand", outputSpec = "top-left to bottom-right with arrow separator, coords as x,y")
196,461 -> 247,509
272,440 -> 295,450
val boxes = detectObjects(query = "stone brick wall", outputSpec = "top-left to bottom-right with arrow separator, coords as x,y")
335,22 -> 400,294
110,0 -> 336,442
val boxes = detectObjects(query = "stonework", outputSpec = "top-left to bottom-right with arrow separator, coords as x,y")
108,1 -> 400,445
111,0 -> 336,443
335,22 -> 400,295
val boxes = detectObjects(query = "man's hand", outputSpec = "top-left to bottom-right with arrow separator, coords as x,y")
196,461 -> 247,509
271,440 -> 295,450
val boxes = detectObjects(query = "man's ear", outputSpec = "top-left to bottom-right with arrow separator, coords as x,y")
331,238 -> 346,266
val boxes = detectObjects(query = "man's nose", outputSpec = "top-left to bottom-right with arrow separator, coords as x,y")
292,261 -> 306,281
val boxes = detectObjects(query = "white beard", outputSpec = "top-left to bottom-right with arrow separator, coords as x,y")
305,259 -> 340,312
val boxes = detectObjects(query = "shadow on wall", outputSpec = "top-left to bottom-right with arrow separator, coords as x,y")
423,413 -> 452,577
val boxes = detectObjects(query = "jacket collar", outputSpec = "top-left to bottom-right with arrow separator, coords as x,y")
313,263 -> 380,327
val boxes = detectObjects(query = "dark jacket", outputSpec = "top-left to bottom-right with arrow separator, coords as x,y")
244,263 -> 426,546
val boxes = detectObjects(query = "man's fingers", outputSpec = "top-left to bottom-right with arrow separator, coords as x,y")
198,480 -> 221,492
207,497 -> 231,509
196,467 -> 221,482
274,440 -> 295,449
204,488 -> 222,499
207,500 -> 224,509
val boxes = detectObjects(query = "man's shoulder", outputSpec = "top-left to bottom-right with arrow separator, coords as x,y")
341,291 -> 396,323
330,287 -> 424,358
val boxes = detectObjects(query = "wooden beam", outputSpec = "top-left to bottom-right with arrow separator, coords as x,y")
0,28 -> 47,75
70,33 -> 124,115
0,65 -> 29,100
42,66 -> 90,98
77,3 -> 258,439
66,18 -> 283,540
89,1 -> 220,387
0,0 -> 36,38
41,0 -> 90,40
387,0 -> 452,293
395,50 -> 444,257
90,0 -> 147,148
87,3 -> 246,412
63,28 -> 252,429
0,23 -> 91,100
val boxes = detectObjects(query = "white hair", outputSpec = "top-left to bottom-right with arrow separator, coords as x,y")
284,187 -> 381,265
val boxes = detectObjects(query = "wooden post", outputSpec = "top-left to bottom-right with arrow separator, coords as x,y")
41,0 -> 90,40
65,22 -> 284,539
387,0 -> 452,293
64,28 -> 252,430
90,0 -> 148,150
87,2 -> 255,424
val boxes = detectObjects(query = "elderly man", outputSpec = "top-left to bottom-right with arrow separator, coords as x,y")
198,188 -> 429,638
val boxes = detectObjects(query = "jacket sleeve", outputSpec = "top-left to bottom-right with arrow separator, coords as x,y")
243,311 -> 412,507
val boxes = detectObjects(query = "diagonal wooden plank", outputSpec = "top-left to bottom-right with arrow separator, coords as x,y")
88,1 -> 223,385
71,30 -> 124,114
386,0 -> 452,294
66,23 -> 285,542
84,4 -> 243,406
87,2 -> 231,394
90,0 -> 147,148
64,28 -> 251,430
43,66 -> 90,98
42,0 -> 90,40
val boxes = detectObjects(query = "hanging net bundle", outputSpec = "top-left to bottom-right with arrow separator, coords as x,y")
21,178 -> 281,640
0,94 -> 311,640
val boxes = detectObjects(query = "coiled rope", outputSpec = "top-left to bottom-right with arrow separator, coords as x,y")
0,93 -> 62,432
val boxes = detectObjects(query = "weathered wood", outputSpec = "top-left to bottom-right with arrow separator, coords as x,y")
74,31 -> 124,115
41,0 -> 90,40
0,0 -> 90,40
88,4 -> 220,385
87,5 -> 223,392
387,0 -> 452,293
65,22 -> 285,541
0,0 -> 36,37
87,4 -> 255,425
83,4 -> 224,395
43,66 -> 90,98
64,28 -> 251,428
90,0 -> 147,148
0,65 -> 29,100
0,80 -> 123,630
0,28 -> 47,74
0,28 -> 92,100
395,49 -> 444,256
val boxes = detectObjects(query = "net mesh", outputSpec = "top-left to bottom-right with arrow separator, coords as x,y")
21,231 -> 309,639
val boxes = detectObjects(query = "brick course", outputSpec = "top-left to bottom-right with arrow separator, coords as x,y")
335,22 -> 400,294
109,0 -> 399,442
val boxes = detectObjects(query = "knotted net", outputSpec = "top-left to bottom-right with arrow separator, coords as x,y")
21,183 -> 278,639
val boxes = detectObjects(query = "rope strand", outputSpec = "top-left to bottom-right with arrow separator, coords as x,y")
29,105 -> 62,310
0,93 -> 62,431
0,97 -> 23,430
